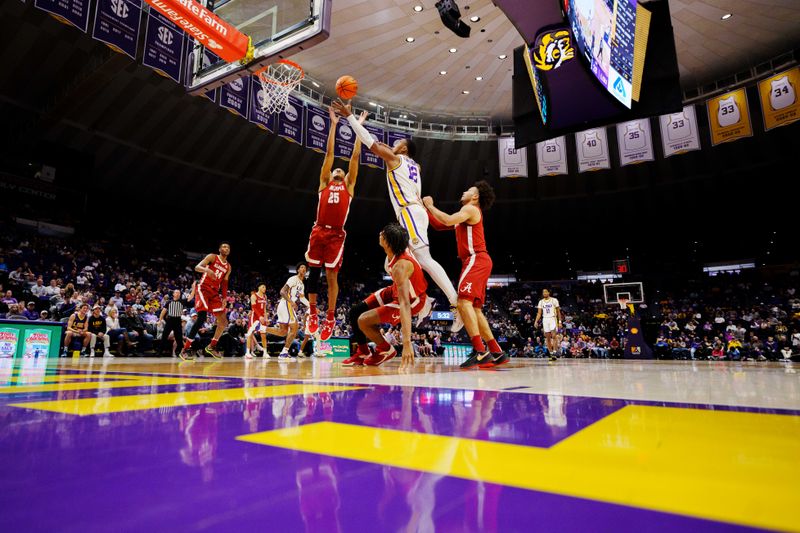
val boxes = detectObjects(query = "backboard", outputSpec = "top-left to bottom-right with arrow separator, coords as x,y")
603,282 -> 644,305
186,0 -> 330,94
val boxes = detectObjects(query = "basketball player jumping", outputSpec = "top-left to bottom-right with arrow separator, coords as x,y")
263,262 -> 309,360
535,289 -> 562,360
331,100 -> 463,333
424,182 -> 508,369
342,223 -> 428,368
246,283 -> 269,357
305,108 -> 367,342
181,243 -> 231,360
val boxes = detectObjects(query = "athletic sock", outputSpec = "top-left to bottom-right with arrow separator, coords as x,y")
471,336 -> 486,352
326,309 -> 335,320
310,303 -> 317,314
487,339 -> 502,353
183,340 -> 192,350
376,341 -> 392,353
210,338 -> 218,348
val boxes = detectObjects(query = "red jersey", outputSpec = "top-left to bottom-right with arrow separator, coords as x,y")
455,210 -> 488,260
316,180 -> 352,229
387,250 -> 428,301
199,254 -> 230,292
251,291 -> 267,318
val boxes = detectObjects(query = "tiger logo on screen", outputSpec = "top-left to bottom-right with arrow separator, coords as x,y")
533,30 -> 575,71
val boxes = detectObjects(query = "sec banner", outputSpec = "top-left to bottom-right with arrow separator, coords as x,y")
758,67 -> 800,131
498,137 -> 528,178
707,88 -> 752,146
659,105 -> 701,157
536,136 -> 568,177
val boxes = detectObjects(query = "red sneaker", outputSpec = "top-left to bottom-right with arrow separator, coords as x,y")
319,318 -> 335,341
307,312 -> 319,335
342,347 -> 369,366
364,347 -> 397,366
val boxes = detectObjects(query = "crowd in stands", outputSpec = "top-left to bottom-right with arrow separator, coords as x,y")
1,229 -> 798,362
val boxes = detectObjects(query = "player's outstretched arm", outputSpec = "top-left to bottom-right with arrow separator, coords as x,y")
423,197 -> 479,227
319,107 -> 339,191
332,100 -> 400,168
393,260 -> 415,369
346,111 -> 368,195
195,254 -> 215,276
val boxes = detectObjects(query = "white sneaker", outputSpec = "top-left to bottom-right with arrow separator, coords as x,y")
279,351 -> 295,360
262,353 -> 271,359
244,353 -> 253,359
416,298 -> 435,327
104,351 -> 113,358
89,352 -> 95,358
450,305 -> 464,333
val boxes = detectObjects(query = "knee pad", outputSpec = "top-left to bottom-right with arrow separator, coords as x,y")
305,267 -> 321,295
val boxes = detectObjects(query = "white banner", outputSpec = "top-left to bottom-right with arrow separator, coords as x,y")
616,118 -> 655,166
498,137 -> 528,178
659,105 -> 701,157
536,136 -> 568,176
575,128 -> 610,173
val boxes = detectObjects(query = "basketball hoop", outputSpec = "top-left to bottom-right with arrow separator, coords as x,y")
617,297 -> 629,310
254,59 -> 305,114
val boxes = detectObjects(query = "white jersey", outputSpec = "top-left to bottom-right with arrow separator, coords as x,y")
284,275 -> 305,303
538,298 -> 560,318
717,96 -> 740,127
770,76 -> 796,110
386,155 -> 422,211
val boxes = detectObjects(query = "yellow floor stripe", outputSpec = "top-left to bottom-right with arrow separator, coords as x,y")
10,384 -> 364,415
0,376 -> 222,394
237,405 -> 800,532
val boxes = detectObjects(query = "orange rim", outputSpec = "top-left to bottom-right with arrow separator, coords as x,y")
255,59 -> 304,86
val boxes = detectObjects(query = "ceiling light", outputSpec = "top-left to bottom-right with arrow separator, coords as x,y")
311,81 -> 319,87
369,102 -> 377,106
405,36 -> 415,42
449,47 -> 457,53
413,5 -> 423,12
469,15 -> 480,22
721,13 -> 732,20
439,70 -> 447,75
498,54 -> 507,59
462,90 -> 470,94
475,76 -> 483,81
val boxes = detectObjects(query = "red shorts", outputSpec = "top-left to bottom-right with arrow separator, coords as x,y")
305,225 -> 346,271
457,252 -> 492,308
195,286 -> 225,314
249,313 -> 265,330
365,287 -> 428,326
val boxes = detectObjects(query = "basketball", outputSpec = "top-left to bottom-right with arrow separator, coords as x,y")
335,75 -> 358,99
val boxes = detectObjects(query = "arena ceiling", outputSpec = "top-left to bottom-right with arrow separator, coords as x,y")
293,0 -> 800,120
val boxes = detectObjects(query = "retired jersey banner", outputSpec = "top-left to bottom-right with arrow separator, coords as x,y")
707,88 -> 752,146
758,67 -> 800,131
219,77 -> 249,119
361,124 -> 385,169
143,10 -> 184,83
277,94 -> 304,145
304,104 -> 331,153
248,76 -> 275,132
498,137 -> 528,178
35,0 -> 91,32
536,136 -> 568,177
334,120 -> 356,160
92,0 -> 142,59
659,105 -> 701,157
616,119 -> 654,166
576,128 -> 610,173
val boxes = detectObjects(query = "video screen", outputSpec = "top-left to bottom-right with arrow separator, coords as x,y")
567,0 -> 637,107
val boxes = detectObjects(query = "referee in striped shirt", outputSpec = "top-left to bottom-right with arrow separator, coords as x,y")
159,290 -> 186,356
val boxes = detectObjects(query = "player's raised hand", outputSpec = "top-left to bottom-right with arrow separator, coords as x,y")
331,99 -> 352,118
357,110 -> 368,125
422,196 -> 434,209
328,106 -> 340,126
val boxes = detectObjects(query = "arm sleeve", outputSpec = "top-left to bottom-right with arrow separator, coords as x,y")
346,115 -> 375,149
427,210 -> 454,232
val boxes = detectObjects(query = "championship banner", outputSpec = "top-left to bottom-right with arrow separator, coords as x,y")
658,105 -> 701,157
616,118 -> 654,166
575,128 -> 610,173
277,94 -> 304,145
92,0 -> 142,59
143,10 -> 184,83
536,136 -> 568,177
334,120 -> 356,160
361,124 -> 385,169
219,76 -> 250,119
248,76 -> 275,132
387,130 -> 412,151
304,104 -> 331,153
35,0 -> 91,32
498,136 -> 528,178
758,67 -> 800,131
706,88 -> 752,146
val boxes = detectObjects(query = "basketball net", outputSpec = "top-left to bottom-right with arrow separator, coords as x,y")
617,297 -> 630,311
255,59 -> 304,114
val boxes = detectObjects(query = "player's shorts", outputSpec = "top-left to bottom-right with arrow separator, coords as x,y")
543,317 -> 558,333
276,300 -> 298,325
246,321 -> 264,338
248,314 -> 266,333
364,287 -> 428,326
457,252 -> 493,308
305,224 -> 346,271
195,285 -> 224,314
394,204 -> 429,251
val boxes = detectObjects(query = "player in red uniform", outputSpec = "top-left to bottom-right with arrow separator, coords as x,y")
246,284 -> 268,357
342,223 -> 428,369
180,242 -> 231,360
424,181 -> 508,369
305,108 -> 368,342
